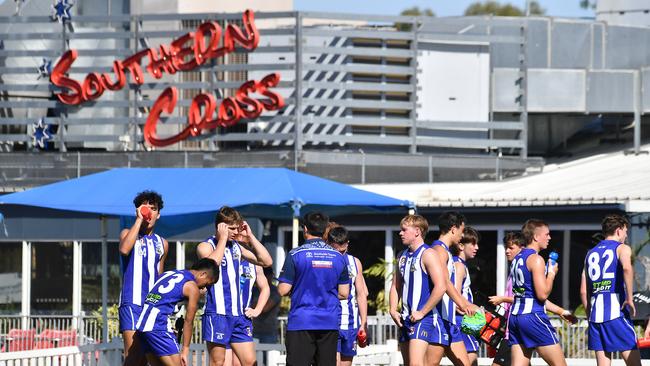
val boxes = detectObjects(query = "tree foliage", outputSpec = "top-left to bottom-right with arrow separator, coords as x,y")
395,6 -> 435,32
464,1 -> 545,16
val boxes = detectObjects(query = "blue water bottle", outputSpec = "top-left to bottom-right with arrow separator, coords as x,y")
546,251 -> 559,274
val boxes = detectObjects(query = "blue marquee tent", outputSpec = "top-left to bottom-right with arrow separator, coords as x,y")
0,167 -> 411,236
0,167 -> 410,342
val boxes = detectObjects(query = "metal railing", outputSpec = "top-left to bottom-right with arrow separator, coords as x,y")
0,11 -> 529,156
0,314 -> 632,359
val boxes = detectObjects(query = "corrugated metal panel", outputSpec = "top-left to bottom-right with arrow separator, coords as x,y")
587,71 -> 635,112
551,20 -> 591,69
528,69 -> 586,112
359,145 -> 650,210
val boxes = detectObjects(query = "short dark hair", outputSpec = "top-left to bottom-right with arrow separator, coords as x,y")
191,258 -> 220,282
451,226 -> 480,256
460,226 -> 480,245
133,190 -> 164,210
521,219 -> 548,245
601,214 -> 630,236
215,206 -> 243,226
438,211 -> 466,234
327,226 -> 349,245
303,211 -> 329,237
504,231 -> 524,247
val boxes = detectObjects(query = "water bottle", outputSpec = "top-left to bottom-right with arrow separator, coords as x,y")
546,251 -> 559,274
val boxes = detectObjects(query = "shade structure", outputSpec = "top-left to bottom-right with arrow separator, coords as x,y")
0,167 -> 411,229
0,167 -> 411,344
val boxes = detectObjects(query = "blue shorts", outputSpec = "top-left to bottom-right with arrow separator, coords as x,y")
119,304 -> 142,332
588,317 -> 638,352
202,313 -> 253,345
508,312 -> 558,348
399,315 -> 448,346
338,328 -> 358,357
455,315 -> 479,352
442,318 -> 464,345
137,331 -> 179,357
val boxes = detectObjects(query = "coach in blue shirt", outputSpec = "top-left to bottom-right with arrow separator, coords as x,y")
278,212 -> 350,366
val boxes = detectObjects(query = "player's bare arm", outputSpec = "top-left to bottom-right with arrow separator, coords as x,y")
454,260 -> 466,314
617,244 -> 636,316
338,283 -> 350,300
389,262 -> 403,327
238,221 -> 273,267
158,238 -> 169,275
181,281 -> 200,366
196,223 -> 229,264
245,266 -> 269,318
277,282 -> 292,296
118,206 -> 146,255
580,271 -> 589,316
354,257 -> 369,331
530,253 -> 556,302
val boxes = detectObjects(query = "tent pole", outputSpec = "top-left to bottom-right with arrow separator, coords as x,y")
101,215 -> 108,343
291,200 -> 302,249
292,217 -> 299,249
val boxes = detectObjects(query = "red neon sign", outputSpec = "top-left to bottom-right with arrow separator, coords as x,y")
50,10 -> 285,147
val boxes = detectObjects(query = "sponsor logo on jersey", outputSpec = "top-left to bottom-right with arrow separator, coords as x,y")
312,260 -> 333,268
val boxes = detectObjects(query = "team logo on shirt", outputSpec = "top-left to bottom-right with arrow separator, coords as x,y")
155,241 -> 164,255
145,293 -> 162,304
592,280 -> 612,293
241,267 -> 254,279
137,242 -> 146,256
312,260 -> 333,268
410,263 -> 417,272
306,252 -> 313,258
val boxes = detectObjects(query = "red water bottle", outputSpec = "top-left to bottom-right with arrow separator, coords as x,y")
140,205 -> 152,221
357,328 -> 368,348
638,337 -> 650,349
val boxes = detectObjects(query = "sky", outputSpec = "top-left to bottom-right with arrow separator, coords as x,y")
293,0 -> 595,19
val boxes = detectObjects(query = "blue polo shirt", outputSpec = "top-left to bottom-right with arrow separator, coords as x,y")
278,238 -> 349,331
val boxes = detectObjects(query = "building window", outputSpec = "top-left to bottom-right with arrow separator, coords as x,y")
32,242 -> 73,314
81,242 -> 121,313
0,242 -> 22,314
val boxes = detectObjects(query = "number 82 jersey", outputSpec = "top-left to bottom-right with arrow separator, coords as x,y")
136,270 -> 196,332
585,240 -> 626,323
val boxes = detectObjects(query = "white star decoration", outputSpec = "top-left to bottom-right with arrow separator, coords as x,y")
51,0 -> 73,23
32,118 -> 52,149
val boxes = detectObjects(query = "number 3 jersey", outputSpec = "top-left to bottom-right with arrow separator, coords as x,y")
585,240 -> 627,323
136,269 -> 195,332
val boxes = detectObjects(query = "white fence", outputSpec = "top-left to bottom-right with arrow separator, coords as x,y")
2,339 -> 649,366
0,315 -> 635,359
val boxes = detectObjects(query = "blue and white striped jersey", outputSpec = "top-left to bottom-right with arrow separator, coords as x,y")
340,254 -> 360,330
120,233 -> 165,306
431,240 -> 456,323
453,256 -> 473,304
239,259 -> 256,310
585,240 -> 627,323
203,237 -> 244,316
510,248 -> 546,315
398,244 -> 439,320
136,269 -> 195,332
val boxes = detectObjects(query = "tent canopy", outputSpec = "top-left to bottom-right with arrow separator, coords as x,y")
0,168 -> 410,235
